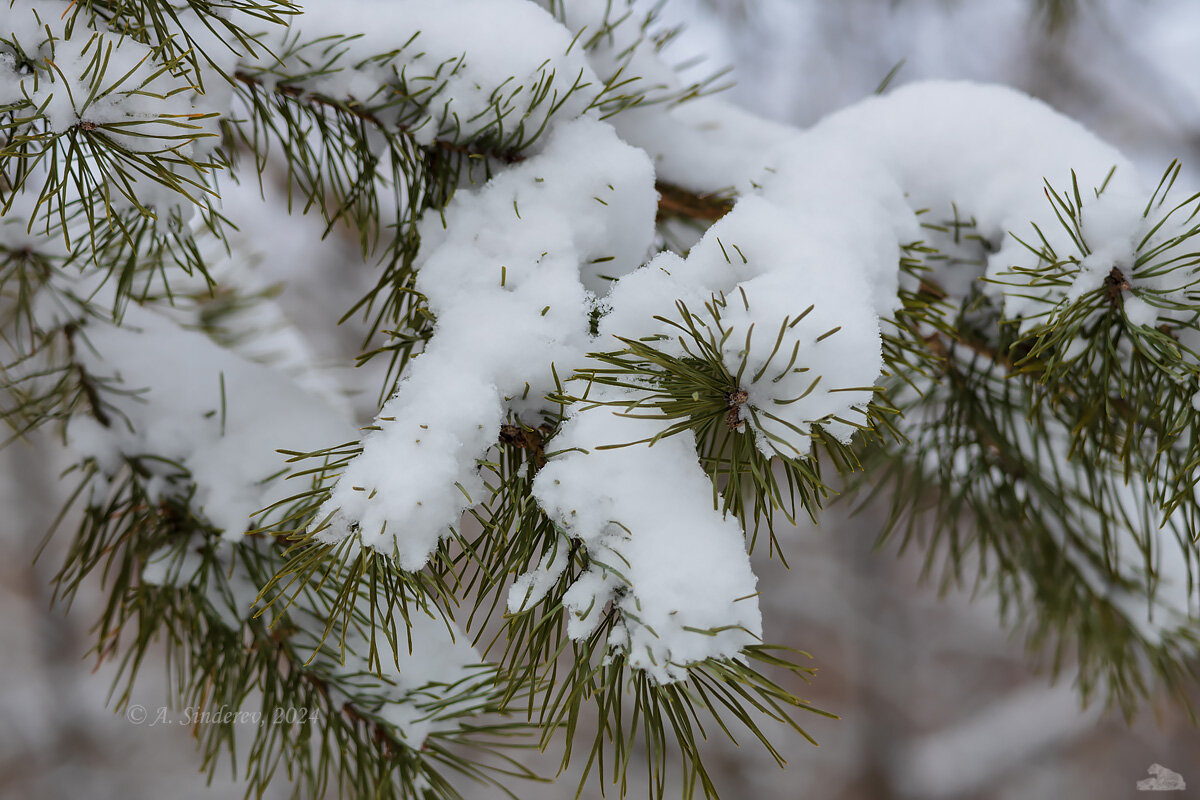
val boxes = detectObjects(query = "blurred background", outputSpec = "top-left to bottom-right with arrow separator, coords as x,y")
3,1 -> 1200,797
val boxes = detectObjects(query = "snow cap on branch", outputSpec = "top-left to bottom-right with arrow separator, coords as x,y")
313,117 -> 656,567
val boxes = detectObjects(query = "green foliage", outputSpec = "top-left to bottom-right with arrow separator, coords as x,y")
77,0 -> 298,83
862,166 -> 1200,716
53,454 -> 543,799
569,294 -> 898,558
252,413 -> 835,798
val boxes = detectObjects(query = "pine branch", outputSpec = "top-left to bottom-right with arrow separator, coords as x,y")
52,454 -> 543,800
860,169 -> 1200,716
6,4 -> 1200,799
231,71 -> 526,165
232,69 -> 738,225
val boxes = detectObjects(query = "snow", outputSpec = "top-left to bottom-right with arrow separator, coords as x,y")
548,0 -> 797,195
506,536 -> 570,613
540,0 -> 681,108
310,610 -> 492,748
2,3 -> 221,151
312,118 -> 656,568
247,0 -> 601,148
614,98 -> 797,195
532,385 -> 762,682
619,83 -> 1174,457
66,304 -> 358,540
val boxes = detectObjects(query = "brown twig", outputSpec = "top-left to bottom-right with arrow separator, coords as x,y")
499,422 -> 553,473
656,182 -> 735,222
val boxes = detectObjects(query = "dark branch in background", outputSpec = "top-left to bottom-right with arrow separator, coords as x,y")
656,182 -> 735,221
